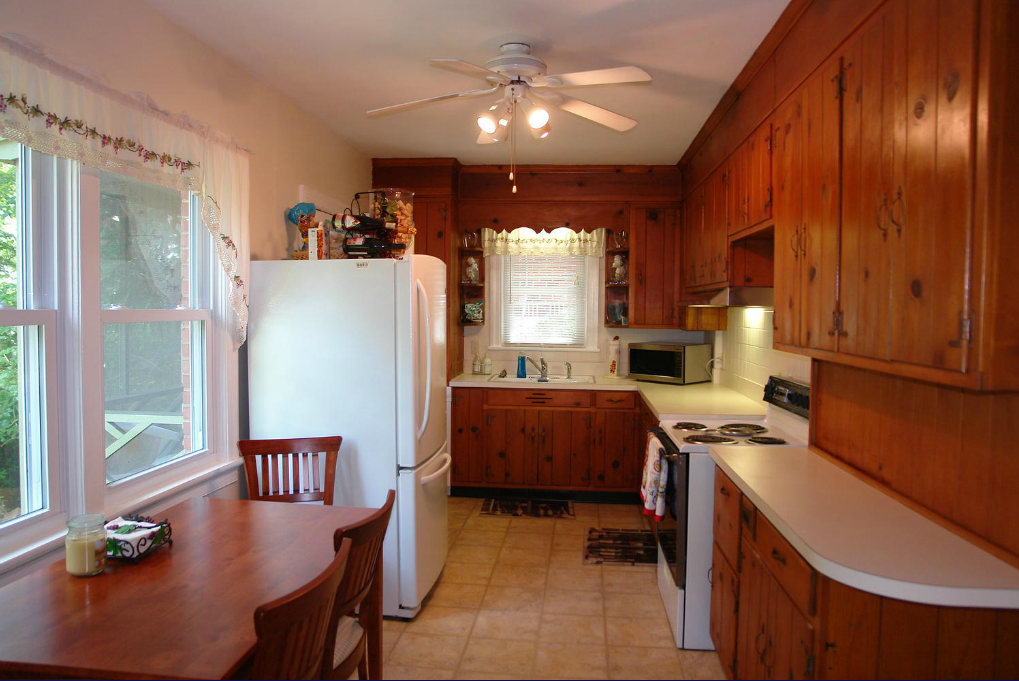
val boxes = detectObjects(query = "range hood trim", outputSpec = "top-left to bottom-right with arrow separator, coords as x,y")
703,286 -> 774,308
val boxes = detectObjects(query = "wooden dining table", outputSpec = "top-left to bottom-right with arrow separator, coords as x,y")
0,497 -> 383,680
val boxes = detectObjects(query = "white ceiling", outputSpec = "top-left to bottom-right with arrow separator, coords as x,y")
143,0 -> 787,166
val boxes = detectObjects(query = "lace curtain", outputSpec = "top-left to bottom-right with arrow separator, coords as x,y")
482,227 -> 606,257
0,33 -> 250,345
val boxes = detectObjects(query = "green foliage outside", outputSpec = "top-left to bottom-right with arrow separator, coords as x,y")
0,157 -> 20,510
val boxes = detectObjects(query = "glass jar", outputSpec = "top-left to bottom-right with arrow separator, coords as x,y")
65,514 -> 107,577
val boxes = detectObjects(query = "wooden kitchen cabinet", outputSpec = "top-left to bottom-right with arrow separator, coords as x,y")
450,388 -> 484,484
710,541 -> 740,679
713,468 -> 741,568
591,409 -> 638,488
412,198 -> 452,265
629,206 -> 681,327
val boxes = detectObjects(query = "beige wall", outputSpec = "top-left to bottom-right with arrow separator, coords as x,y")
2,0 -> 371,260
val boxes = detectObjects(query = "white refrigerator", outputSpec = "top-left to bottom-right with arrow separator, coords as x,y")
246,255 -> 449,618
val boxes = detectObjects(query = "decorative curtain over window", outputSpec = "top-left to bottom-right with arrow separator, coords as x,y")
482,227 -> 605,257
0,34 -> 250,345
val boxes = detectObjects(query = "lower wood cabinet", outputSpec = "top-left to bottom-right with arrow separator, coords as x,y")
711,465 -> 1019,680
450,388 -> 642,492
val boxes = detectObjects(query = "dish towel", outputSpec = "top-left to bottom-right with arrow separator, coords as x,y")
640,432 -> 668,521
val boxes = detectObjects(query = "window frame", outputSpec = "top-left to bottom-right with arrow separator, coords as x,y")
487,253 -> 603,353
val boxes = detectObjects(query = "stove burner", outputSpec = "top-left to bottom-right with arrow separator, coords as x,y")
683,434 -> 738,445
673,422 -> 708,431
748,436 -> 788,445
719,423 -> 768,436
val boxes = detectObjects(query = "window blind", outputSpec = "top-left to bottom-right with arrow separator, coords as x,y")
501,255 -> 588,346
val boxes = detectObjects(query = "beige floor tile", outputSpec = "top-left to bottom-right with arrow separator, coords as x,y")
572,503 -> 601,518
508,517 -> 557,534
427,582 -> 487,608
598,515 -> 645,530
490,564 -> 548,589
448,515 -> 468,529
459,637 -> 537,676
448,544 -> 501,565
502,532 -> 553,549
608,645 -> 684,680
481,585 -> 544,612
498,545 -> 551,566
549,549 -> 586,568
602,567 -> 660,594
604,616 -> 676,648
383,630 -> 401,659
536,642 -> 608,679
552,533 -> 584,550
472,609 -> 542,641
405,606 -> 478,636
599,503 -> 641,515
542,589 -> 603,616
463,516 -> 512,532
454,671 -> 528,680
388,632 -> 467,670
455,529 -> 506,547
603,591 -> 667,618
439,561 -> 495,586
539,613 -> 606,644
384,617 -> 410,633
546,567 -> 603,592
448,496 -> 479,510
678,649 -> 727,680
553,519 -> 589,535
385,664 -> 456,679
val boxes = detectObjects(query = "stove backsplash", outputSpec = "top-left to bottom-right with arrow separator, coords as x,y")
715,307 -> 811,404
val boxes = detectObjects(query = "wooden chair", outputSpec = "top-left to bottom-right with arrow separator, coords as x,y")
238,436 -> 341,504
249,537 -> 352,680
321,490 -> 396,680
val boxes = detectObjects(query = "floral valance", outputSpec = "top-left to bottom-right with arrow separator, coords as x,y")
0,33 -> 250,345
482,227 -> 605,257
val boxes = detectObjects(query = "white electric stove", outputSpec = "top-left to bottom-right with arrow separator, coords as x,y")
650,376 -> 810,651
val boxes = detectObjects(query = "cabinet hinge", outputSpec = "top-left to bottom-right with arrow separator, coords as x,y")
949,310 -> 973,347
766,135 -> 772,154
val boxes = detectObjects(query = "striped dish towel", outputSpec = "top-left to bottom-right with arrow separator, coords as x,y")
640,432 -> 668,521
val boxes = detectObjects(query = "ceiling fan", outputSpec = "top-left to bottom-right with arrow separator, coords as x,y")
367,43 -> 651,140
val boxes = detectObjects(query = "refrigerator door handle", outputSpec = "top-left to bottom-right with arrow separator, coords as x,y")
415,279 -> 432,441
420,452 -> 451,485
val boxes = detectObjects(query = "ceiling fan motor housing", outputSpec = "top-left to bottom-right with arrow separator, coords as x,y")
484,43 -> 547,81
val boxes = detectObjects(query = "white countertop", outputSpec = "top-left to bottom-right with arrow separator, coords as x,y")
711,446 -> 1019,608
448,374 -> 767,421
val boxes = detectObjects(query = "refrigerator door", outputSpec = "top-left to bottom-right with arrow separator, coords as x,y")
395,445 -> 451,616
395,256 -> 447,468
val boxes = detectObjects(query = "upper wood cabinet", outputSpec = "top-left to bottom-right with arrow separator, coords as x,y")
412,198 -> 452,265
630,206 -> 681,327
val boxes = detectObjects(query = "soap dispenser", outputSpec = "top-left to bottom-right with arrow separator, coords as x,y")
482,353 -> 493,375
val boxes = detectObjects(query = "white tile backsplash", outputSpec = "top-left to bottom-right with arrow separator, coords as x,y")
717,306 -> 811,403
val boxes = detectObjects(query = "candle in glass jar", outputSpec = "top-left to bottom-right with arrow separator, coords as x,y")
65,514 -> 107,577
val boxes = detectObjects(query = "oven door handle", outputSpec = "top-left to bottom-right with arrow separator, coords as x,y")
662,452 -> 680,464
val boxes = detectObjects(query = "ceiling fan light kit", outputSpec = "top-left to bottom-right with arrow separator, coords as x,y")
369,43 -> 651,191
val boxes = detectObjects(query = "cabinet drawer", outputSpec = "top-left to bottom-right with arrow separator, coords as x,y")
754,512 -> 816,617
485,389 -> 592,408
595,392 -> 635,409
713,468 -> 741,568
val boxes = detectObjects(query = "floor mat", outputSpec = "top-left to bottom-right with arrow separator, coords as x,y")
584,528 -> 657,565
479,498 -> 575,518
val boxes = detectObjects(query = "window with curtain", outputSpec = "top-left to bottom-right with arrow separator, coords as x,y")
500,255 -> 592,347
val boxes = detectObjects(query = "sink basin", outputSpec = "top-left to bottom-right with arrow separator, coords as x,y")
488,375 -> 594,384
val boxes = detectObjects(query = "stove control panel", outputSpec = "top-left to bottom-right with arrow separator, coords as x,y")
763,376 -> 810,419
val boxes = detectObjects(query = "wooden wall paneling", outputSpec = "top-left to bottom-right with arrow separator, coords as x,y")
772,89 -> 804,347
457,201 -> 629,234
799,55 -> 842,352
876,598 -> 939,679
817,578 -> 880,680
890,0 -> 976,373
458,166 -> 681,202
372,158 -> 460,197
935,608 -> 997,680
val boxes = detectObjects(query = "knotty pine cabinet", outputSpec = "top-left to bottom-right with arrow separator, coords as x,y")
449,388 -> 642,492
710,465 -> 1019,680
628,206 -> 681,327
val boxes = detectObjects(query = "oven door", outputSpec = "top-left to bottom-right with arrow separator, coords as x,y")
650,430 -> 686,588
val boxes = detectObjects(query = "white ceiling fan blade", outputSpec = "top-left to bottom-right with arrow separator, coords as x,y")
430,59 -> 511,84
367,84 -> 502,116
534,66 -> 652,88
532,90 -> 637,132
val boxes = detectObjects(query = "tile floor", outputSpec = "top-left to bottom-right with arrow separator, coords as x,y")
380,497 -> 727,680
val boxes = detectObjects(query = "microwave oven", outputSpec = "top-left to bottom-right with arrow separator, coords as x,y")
628,342 -> 712,385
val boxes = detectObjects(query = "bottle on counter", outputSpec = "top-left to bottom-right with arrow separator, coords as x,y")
517,355 -> 527,378
606,336 -> 621,377
482,354 -> 493,375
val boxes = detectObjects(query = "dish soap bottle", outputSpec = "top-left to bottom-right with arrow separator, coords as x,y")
482,353 -> 492,375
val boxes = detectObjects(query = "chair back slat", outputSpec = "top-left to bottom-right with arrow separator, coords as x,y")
251,538 -> 351,680
239,437 -> 341,505
321,490 -> 396,678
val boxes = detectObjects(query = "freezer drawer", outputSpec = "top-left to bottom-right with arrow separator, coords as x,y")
395,447 -> 450,616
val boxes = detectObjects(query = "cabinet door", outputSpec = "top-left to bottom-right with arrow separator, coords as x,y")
800,55 -> 843,352
889,0 -> 976,373
630,207 -> 680,327
413,198 -> 451,264
570,412 -> 594,487
749,121 -> 774,227
713,467 -> 741,567
537,408 -> 580,488
772,87 -> 805,347
450,388 -> 483,483
710,542 -> 740,679
736,538 -> 768,680
708,168 -> 728,286
592,410 -> 636,489
483,408 -> 527,485
838,4 -> 896,361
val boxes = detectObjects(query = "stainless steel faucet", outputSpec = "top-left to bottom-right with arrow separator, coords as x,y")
526,356 -> 548,381
565,362 -> 572,379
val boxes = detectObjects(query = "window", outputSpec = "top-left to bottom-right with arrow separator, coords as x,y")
0,138 -> 233,557
495,254 -> 600,349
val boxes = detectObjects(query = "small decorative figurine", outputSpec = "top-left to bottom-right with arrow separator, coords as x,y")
465,257 -> 480,283
611,254 -> 627,283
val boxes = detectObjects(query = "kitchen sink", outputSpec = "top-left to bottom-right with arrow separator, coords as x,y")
487,375 -> 594,384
